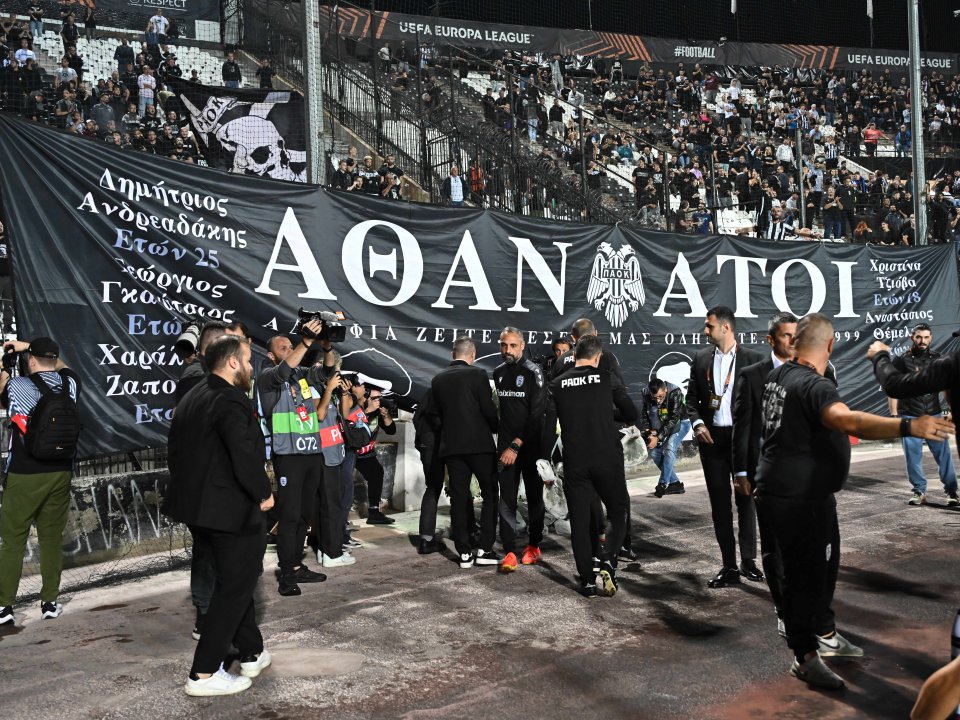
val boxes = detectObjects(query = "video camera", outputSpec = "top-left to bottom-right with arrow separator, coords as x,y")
293,308 -> 346,343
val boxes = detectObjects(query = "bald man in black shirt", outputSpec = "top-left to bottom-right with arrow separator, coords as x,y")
756,314 -> 951,690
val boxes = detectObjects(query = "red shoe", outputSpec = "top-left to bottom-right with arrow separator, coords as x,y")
520,545 -> 541,565
500,552 -> 518,573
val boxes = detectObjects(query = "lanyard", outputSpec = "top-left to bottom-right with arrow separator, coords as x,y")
707,346 -> 737,398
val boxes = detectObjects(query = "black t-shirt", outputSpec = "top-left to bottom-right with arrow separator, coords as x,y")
545,366 -> 636,468
754,362 -> 850,500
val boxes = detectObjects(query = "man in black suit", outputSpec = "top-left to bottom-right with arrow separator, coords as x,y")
733,312 -> 796,618
430,336 -> 500,568
164,336 -> 275,697
687,305 -> 763,588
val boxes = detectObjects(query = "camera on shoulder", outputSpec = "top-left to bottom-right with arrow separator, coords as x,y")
293,307 -> 346,343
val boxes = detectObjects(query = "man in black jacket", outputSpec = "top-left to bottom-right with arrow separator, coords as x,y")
687,305 -> 763,588
430,336 -> 499,568
550,316 -> 636,561
544,335 -> 637,597
493,327 -> 546,572
639,378 -> 689,497
164,336 -> 274,697
885,323 -> 958,506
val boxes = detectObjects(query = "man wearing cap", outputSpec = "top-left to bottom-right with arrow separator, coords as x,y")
0,337 -> 80,626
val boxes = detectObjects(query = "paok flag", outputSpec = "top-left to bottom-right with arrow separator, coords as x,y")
166,77 -> 307,183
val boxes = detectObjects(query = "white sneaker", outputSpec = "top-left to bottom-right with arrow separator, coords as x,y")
321,551 -> 357,567
790,654 -> 845,690
817,631 -> 864,658
0,606 -> 14,625
777,618 -> 786,638
240,649 -> 272,678
184,665 -> 252,697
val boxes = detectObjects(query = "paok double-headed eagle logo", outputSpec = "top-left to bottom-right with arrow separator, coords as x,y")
586,241 -> 645,327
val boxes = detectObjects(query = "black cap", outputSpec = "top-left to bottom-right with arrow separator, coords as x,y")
28,337 -> 60,359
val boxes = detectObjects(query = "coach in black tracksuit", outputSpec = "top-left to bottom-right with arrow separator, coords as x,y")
544,335 -> 637,597
551,317 -> 637,561
430,336 -> 500,567
688,305 -> 763,589
493,328 -> 547,568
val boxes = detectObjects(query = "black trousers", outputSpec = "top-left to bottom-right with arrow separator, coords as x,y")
497,449 -> 545,554
698,425 -> 757,568
272,454 -> 321,573
418,448 -> 446,539
589,496 -> 633,551
189,525 -> 265,675
355,455 -> 384,508
564,461 -> 629,584
756,493 -> 839,659
445,453 -> 498,556
315,460 -> 343,559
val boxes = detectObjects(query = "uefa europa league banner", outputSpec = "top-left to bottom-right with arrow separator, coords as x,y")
0,115 -> 957,456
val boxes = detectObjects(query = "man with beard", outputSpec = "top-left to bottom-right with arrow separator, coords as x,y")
886,323 -> 958,507
164,335 -> 275,696
687,305 -> 763,589
493,327 -> 547,573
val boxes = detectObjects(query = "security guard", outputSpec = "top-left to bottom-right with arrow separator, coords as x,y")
493,327 -> 546,573
430,336 -> 500,569
544,335 -> 637,597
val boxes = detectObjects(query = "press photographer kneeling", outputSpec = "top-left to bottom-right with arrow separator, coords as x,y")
0,337 -> 80,626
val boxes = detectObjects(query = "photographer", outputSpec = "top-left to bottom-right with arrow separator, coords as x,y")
0,337 -> 80,626
349,376 -> 397,525
640,378 -> 690,498
256,320 -> 332,596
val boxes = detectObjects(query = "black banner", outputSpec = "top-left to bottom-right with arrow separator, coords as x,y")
167,78 -> 307,182
0,114 -> 957,457
323,7 -> 959,72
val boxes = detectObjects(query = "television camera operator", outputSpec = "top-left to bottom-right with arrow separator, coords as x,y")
0,337 -> 80,626
257,317 -> 336,596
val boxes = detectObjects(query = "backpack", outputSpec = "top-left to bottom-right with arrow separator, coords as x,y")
339,412 -> 372,452
24,372 -> 80,461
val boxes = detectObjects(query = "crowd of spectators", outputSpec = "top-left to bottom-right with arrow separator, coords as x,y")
0,8 -> 277,164
366,45 -> 960,242
330,146 -> 406,200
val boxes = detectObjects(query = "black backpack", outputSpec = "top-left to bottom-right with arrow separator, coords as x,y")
24,372 -> 80,461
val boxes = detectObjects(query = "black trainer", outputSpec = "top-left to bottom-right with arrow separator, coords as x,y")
40,601 -> 62,619
474,549 -> 501,566
580,583 -> 598,598
0,605 -> 13,625
278,573 -> 302,596
418,538 -> 441,555
293,565 -> 327,583
617,546 -> 639,562
366,509 -> 396,525
663,482 -> 686,495
653,483 -> 667,498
